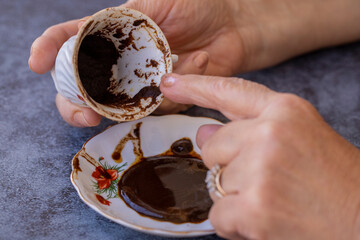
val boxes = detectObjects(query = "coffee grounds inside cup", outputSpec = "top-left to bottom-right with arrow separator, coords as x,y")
78,34 -> 162,110
78,34 -> 118,103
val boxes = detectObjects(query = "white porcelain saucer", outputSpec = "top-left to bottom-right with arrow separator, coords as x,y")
71,115 -> 222,237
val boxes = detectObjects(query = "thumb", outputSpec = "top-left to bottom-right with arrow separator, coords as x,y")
160,74 -> 276,120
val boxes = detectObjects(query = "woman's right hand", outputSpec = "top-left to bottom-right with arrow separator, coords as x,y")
160,73 -> 360,240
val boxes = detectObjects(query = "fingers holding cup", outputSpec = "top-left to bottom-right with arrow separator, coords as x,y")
154,51 -> 210,114
53,7 -> 176,122
29,19 -> 81,74
56,94 -> 101,127
172,51 -> 209,74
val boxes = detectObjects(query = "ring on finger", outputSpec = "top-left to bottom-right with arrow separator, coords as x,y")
205,164 -> 226,198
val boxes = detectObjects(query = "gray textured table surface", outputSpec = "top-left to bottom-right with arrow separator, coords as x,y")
0,0 -> 359,239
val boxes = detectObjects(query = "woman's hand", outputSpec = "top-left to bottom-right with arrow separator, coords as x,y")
160,73 -> 360,240
29,19 -> 101,127
29,0 -> 360,127
29,0 -> 245,126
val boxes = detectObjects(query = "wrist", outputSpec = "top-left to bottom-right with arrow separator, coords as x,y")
228,0 -> 360,73
224,0 -> 263,73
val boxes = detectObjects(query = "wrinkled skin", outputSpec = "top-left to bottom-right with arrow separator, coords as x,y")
29,0 -> 360,127
29,0 -> 244,126
160,73 -> 360,240
29,0 -> 360,238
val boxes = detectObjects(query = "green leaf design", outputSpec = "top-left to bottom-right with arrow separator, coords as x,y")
92,157 -> 127,200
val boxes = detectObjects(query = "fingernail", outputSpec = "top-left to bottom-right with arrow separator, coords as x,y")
194,52 -> 209,69
161,74 -> 178,87
74,111 -> 90,127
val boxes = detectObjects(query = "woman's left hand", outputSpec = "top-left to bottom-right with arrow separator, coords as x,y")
160,73 -> 360,240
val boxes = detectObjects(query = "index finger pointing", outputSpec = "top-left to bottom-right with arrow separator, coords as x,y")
160,74 -> 275,120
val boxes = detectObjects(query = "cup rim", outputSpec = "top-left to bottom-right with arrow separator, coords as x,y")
72,7 -> 173,122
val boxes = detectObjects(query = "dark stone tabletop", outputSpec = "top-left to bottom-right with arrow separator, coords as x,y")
0,0 -> 359,239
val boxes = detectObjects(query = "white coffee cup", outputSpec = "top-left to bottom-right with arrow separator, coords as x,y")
52,7 -> 178,122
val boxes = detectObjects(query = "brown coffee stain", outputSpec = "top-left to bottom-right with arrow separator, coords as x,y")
134,69 -> 144,78
156,38 -> 168,56
73,153 -> 82,176
113,27 -> 125,39
134,19 -> 170,70
118,29 -> 135,51
134,69 -> 156,80
82,20 -> 94,36
77,13 -> 169,118
101,86 -> 161,109
112,122 -> 143,163
72,147 -> 101,178
107,77 -> 124,95
146,59 -> 159,68
115,122 -> 212,224
120,12 -> 135,18
78,34 -> 119,103
79,148 -> 100,168
133,19 -> 146,26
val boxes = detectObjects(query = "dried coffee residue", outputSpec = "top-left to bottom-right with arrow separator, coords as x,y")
78,16 -> 169,111
78,34 -> 161,109
156,38 -> 168,56
132,18 -> 170,63
146,59 -> 159,68
112,122 -> 143,163
118,29 -> 139,51
118,30 -> 135,51
113,28 -> 125,39
133,19 -> 146,26
78,34 -> 119,103
134,69 -> 144,78
116,123 -> 212,224
134,69 -> 156,80
102,86 -> 161,109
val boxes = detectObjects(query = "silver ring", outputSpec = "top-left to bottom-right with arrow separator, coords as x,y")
205,164 -> 226,198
